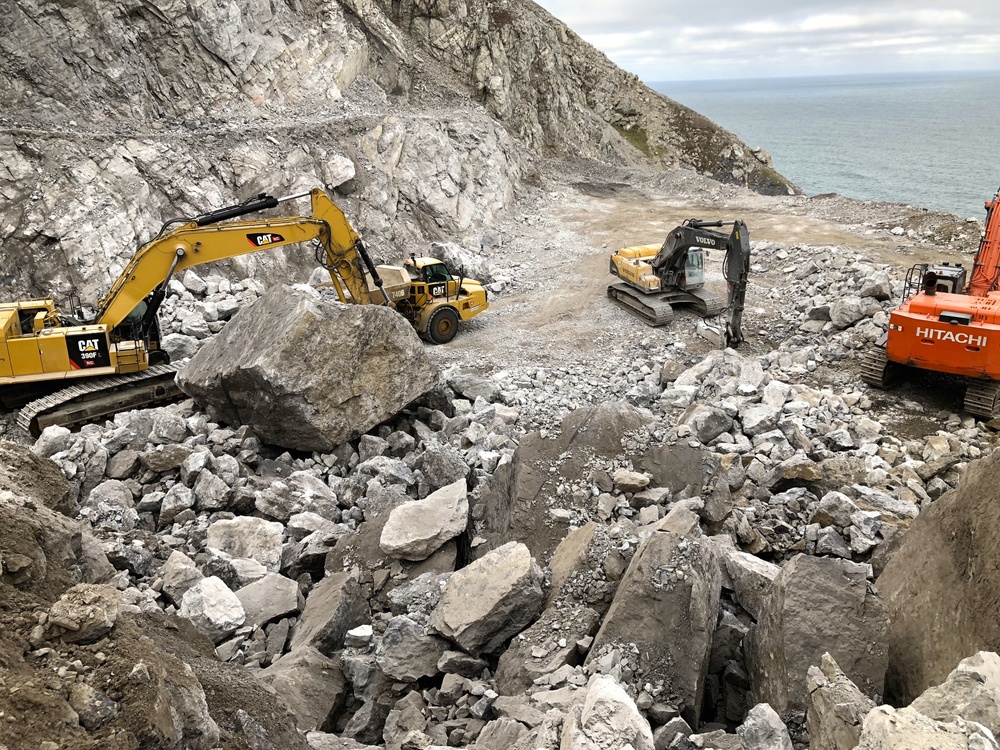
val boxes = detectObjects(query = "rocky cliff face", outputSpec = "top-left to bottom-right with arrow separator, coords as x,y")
388,0 -> 790,190
0,0 -> 795,305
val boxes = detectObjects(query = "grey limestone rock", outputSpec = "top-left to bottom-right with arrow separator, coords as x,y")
257,646 -> 348,732
737,703 -> 792,750
177,285 -> 440,453
379,478 -> 469,561
255,470 -> 341,523
560,675 -> 654,750
806,653 -> 876,750
910,651 -> 1000,737
429,541 -> 544,655
586,528 -> 721,726
161,551 -> 205,606
745,555 -> 888,715
206,516 -> 284,572
235,572 -> 302,628
46,583 -> 121,644
376,615 -> 450,682
290,572 -> 370,656
179,576 -> 246,644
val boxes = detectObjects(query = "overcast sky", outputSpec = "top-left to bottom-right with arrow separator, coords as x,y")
533,0 -> 1000,81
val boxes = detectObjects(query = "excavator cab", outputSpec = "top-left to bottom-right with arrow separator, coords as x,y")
902,262 -> 967,298
682,248 -> 706,288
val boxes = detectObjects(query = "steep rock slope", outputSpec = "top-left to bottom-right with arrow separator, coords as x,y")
388,0 -> 792,193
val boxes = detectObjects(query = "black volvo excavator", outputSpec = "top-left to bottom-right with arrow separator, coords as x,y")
607,219 -> 751,348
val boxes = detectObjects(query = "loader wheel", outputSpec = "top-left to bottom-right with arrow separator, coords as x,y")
428,306 -> 459,344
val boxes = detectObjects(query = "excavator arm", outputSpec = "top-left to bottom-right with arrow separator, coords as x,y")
965,187 -> 1000,297
95,188 -> 389,330
722,220 -> 751,348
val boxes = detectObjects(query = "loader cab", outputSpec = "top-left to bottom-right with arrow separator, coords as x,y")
404,256 -> 456,299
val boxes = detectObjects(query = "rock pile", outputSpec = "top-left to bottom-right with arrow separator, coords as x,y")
9,395 -> 1000,749
5,203 -> 998,749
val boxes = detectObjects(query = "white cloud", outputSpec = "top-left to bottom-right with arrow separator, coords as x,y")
800,13 -> 868,32
533,0 -> 1000,80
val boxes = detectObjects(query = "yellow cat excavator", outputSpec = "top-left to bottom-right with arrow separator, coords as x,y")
0,187 -> 489,434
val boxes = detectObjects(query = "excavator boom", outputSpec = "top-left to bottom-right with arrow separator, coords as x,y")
965,189 -> 1000,297
96,189 -> 392,330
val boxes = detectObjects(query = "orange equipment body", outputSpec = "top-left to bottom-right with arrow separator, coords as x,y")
882,189 -> 1000,381
886,292 -> 1000,379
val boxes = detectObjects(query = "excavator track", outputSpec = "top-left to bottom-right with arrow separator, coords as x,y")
683,287 -> 724,318
859,347 -> 906,389
607,283 -> 724,327
607,283 -> 674,326
16,362 -> 184,437
964,379 -> 1000,420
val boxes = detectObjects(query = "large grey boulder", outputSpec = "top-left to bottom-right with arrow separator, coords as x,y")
376,615 -> 450,682
477,402 -> 655,561
429,541 -> 545,655
177,285 -> 440,452
546,522 -> 622,616
257,646 -> 348,732
639,442 -> 734,524
235,573 -> 302,628
829,296 -> 867,329
745,555 -> 888,715
878,450 -> 1000,704
586,525 -> 722,726
379,479 -> 469,561
81,478 -> 138,532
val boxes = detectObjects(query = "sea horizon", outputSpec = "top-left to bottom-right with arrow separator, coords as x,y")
651,70 -> 1000,217
649,68 -> 1000,86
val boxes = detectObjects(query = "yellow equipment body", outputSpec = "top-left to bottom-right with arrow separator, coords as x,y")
1,188 -> 488,433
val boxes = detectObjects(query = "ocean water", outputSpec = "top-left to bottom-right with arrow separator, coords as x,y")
653,72 -> 1000,218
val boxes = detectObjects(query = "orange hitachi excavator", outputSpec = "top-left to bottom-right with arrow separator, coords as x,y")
862,186 -> 1000,417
